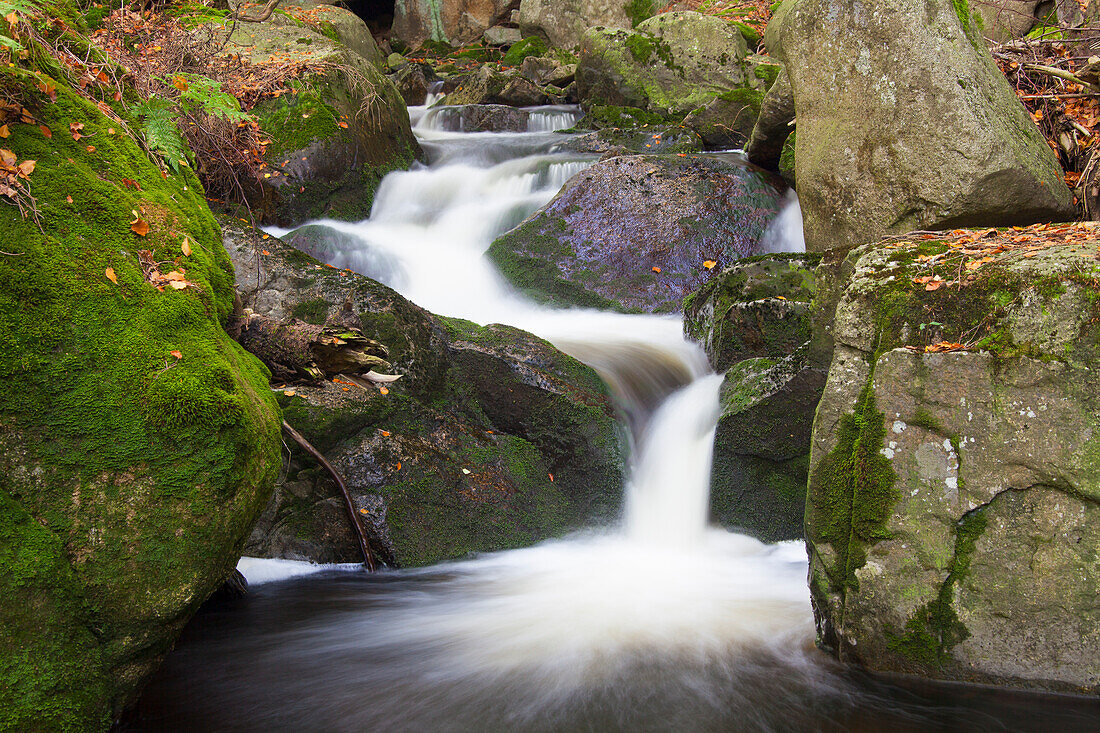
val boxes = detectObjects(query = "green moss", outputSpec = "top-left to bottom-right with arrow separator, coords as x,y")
291,297 -> 330,325
624,0 -> 660,26
808,377 -> 899,594
0,73 -> 281,723
501,36 -> 547,66
717,86 -> 765,114
732,20 -> 762,48
779,129 -> 796,184
578,104 -> 674,129
625,32 -> 656,64
754,63 -> 781,89
887,509 -> 987,665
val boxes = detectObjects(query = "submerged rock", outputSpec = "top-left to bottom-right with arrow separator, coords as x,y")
806,234 -> 1100,693
684,255 -> 826,540
0,82 -> 281,729
487,154 -> 784,313
577,12 -> 764,115
767,0 -> 1074,252
224,222 -> 625,567
228,16 -> 421,225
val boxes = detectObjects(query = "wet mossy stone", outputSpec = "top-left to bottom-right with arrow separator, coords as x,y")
554,124 -> 704,154
226,223 -> 626,568
228,16 -> 421,226
488,153 -> 784,313
0,78 -> 282,728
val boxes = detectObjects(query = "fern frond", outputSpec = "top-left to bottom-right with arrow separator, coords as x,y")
174,73 -> 253,124
133,98 -> 188,172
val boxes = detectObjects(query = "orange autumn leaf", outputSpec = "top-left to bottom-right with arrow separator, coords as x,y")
170,350 -> 182,359
105,267 -> 118,283
181,239 -> 192,256
338,121 -> 348,128
0,125 -> 8,138
66,195 -> 73,203
380,430 -> 390,437
69,122 -> 84,141
86,145 -> 96,153
703,260 -> 717,269
652,266 -> 662,273
379,386 -> 389,395
39,125 -> 51,138
168,280 -> 188,290
130,218 -> 150,236
16,159 -> 35,178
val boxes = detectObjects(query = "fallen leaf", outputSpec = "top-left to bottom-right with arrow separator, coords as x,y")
703,260 -> 717,269
379,386 -> 389,395
548,473 -> 554,482
338,121 -> 348,128
0,125 -> 8,138
652,266 -> 662,273
181,239 -> 191,256
170,350 -> 182,359
16,159 -> 35,177
0,148 -> 14,166
66,195 -> 73,203
39,125 -> 51,138
86,145 -> 95,153
262,249 -> 272,256
168,280 -> 187,290
130,218 -> 150,236
69,122 -> 84,141
395,461 -> 402,470
380,430 -> 390,437
172,76 -> 189,91
925,280 -> 944,291
283,389 -> 296,397
105,267 -> 117,283
359,507 -> 369,515
461,468 -> 471,475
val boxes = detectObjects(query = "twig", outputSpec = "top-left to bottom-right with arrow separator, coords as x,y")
281,419 -> 378,571
1023,62 -> 1100,91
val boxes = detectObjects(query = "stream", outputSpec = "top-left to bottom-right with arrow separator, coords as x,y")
118,106 -> 1100,733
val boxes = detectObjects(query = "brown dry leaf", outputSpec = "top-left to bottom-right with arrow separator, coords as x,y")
130,218 -> 150,236
0,148 -> 15,166
168,280 -> 188,290
165,270 -> 186,281
86,145 -> 96,153
0,125 -> 8,138
925,341 -> 965,353
170,350 -> 182,359
16,159 -> 35,178
181,239 -> 191,256
925,280 -> 944,291
66,195 -> 73,204
105,267 -> 118,283
261,249 -> 272,256
69,122 -> 84,141
39,125 -> 51,138
912,275 -> 933,284
283,389 -> 296,397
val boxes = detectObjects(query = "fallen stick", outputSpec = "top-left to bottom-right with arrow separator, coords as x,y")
281,420 -> 377,571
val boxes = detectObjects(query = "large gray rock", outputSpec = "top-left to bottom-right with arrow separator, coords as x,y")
446,65 -> 553,106
228,17 -> 421,225
517,0 -> 662,49
223,220 -> 626,568
768,0 -> 1074,252
746,68 -> 794,169
684,255 -> 825,541
577,11 -> 762,114
393,0 -> 515,47
806,235 -> 1100,693
975,0 -> 1040,41
487,154 -> 784,313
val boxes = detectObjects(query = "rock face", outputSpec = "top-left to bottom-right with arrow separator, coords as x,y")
228,16 -> 421,225
767,0 -> 1074,252
745,68 -> 793,169
517,0 -> 662,49
224,222 -> 626,567
445,64 -> 553,106
684,255 -> 827,541
487,154 -> 784,313
0,83 -> 281,729
577,12 -> 763,114
807,235 -> 1100,693
393,0 -> 516,47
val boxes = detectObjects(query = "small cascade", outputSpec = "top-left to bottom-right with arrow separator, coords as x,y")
424,80 -> 444,107
759,190 -> 806,254
526,105 -> 580,132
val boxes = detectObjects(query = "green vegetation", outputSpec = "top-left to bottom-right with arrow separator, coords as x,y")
502,36 -> 548,66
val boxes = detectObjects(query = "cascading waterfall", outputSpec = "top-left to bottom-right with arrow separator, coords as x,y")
123,107 -> 1041,732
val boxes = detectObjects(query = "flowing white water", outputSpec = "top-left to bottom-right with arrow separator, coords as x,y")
229,105 -> 830,730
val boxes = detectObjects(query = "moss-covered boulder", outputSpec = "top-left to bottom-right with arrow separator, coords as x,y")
224,222 -> 625,567
554,124 -> 704,154
807,232 -> 1100,693
517,0 -> 663,49
487,153 -> 784,313
745,67 -> 793,169
577,12 -> 766,115
683,255 -> 824,540
292,3 -> 386,68
0,79 -> 281,729
682,89 -> 764,149
226,16 -> 420,225
444,64 -> 553,106
767,0 -> 1074,252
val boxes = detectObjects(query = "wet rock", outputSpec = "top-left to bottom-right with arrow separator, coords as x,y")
767,0 -> 1074,252
446,65 -> 552,106
684,255 -> 825,541
683,91 -> 763,149
554,124 -> 704,155
487,153 -> 784,313
806,237 -> 1100,693
224,220 -> 626,568
577,12 -> 763,114
483,25 -> 523,45
228,16 -> 421,225
745,68 -> 794,169
520,56 -> 577,86
391,62 -> 438,105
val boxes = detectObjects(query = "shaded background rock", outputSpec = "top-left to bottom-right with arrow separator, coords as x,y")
393,0 -> 517,48
487,153 -> 784,312
517,0 -> 662,49
224,221 -> 626,567
768,0 -> 1074,252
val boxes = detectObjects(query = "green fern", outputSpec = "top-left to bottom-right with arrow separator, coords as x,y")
172,73 -> 252,124
133,97 -> 189,173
